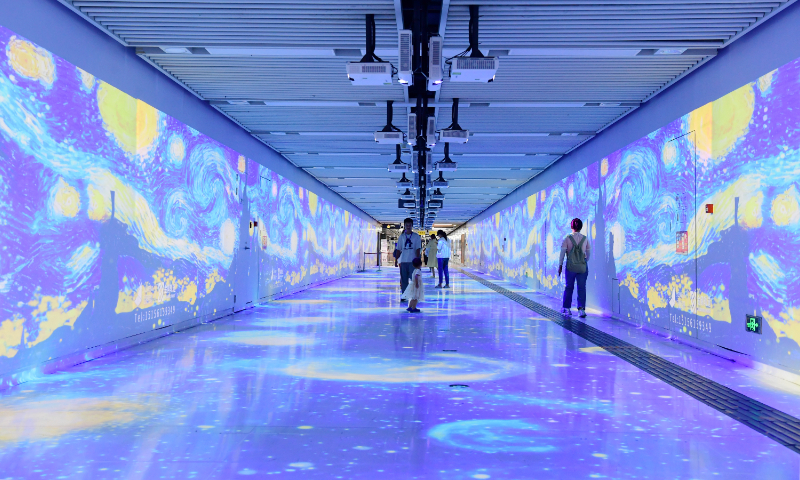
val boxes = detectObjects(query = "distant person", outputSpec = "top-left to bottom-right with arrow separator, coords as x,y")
393,238 -> 400,267
558,218 -> 591,318
401,258 -> 425,313
425,234 -> 438,278
397,218 -> 422,302
435,230 -> 451,289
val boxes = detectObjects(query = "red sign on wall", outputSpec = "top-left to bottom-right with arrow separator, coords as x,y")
676,231 -> 689,254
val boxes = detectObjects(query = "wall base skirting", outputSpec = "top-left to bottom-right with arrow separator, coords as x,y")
0,266 -> 379,392
459,264 -> 800,388
608,314 -> 800,388
0,308 -> 231,392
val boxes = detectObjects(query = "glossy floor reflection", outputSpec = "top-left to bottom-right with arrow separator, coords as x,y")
1,268 -> 798,479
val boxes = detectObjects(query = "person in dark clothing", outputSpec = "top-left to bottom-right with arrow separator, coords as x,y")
558,218 -> 591,318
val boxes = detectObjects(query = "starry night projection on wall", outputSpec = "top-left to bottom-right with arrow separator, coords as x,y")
457,57 -> 800,373
0,26 -> 377,384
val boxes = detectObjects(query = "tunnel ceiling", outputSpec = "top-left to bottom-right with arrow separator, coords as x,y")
60,0 -> 795,225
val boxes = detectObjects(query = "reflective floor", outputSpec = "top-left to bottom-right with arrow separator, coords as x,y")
1,268 -> 799,479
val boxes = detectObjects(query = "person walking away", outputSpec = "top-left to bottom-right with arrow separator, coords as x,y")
397,218 -> 422,302
401,258 -> 425,312
558,218 -> 591,317
425,234 -> 438,278
436,230 -> 451,289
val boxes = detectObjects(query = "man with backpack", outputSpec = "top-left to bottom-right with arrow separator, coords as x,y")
558,218 -> 591,318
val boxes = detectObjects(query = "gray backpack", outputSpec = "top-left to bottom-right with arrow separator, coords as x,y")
566,236 -> 587,274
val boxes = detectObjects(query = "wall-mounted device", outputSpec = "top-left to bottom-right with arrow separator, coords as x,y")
400,188 -> 415,200
450,57 -> 498,83
447,6 -> 498,83
437,143 -> 458,172
398,30 -> 413,85
375,101 -> 404,144
437,158 -> 458,171
440,99 -> 469,144
348,62 -> 393,85
440,129 -> 469,143
387,161 -> 409,172
388,144 -> 409,172
426,117 -> 437,148
398,199 -> 416,209
427,36 -> 443,91
396,173 -> 412,188
407,113 -> 417,146
431,189 -> 445,200
374,131 -> 403,143
432,172 -> 449,188
348,15 -> 394,86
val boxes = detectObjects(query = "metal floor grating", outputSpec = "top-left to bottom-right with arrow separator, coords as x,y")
455,267 -> 800,454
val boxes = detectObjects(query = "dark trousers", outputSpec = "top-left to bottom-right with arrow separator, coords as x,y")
437,258 -> 450,285
563,268 -> 588,309
400,262 -> 415,293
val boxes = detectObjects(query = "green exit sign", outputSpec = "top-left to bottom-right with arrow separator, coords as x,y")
745,314 -> 762,334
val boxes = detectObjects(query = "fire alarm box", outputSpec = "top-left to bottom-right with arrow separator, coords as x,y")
705,204 -> 713,214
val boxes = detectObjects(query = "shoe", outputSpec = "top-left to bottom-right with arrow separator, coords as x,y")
560,308 -> 572,316
406,307 -> 412,312
401,299 -> 408,303
411,308 -> 421,313
444,284 -> 450,289
435,284 -> 442,289
579,309 -> 587,318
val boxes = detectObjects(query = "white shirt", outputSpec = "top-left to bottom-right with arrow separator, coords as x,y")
437,238 -> 451,258
397,231 -> 422,263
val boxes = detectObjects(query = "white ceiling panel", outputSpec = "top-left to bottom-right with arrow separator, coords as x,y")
61,0 -> 796,225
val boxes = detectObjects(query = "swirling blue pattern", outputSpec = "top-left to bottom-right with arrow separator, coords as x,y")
456,54 -> 800,373
0,26 -> 377,386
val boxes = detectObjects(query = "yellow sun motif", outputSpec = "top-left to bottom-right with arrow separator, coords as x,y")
136,100 -> 159,156
97,82 -> 137,154
7,37 -> 55,87
52,178 -> 80,218
688,84 -> 754,159
740,192 -> 764,229
772,185 -> 800,226
308,191 -> 318,216
526,194 -> 536,218
87,184 -> 111,221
